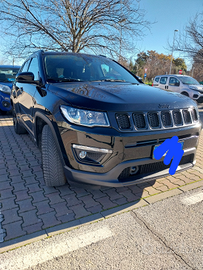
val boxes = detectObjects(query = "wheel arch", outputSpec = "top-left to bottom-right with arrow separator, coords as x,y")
181,91 -> 189,97
34,112 -> 68,167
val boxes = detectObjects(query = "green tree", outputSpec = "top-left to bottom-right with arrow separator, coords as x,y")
172,58 -> 187,73
133,51 -> 188,80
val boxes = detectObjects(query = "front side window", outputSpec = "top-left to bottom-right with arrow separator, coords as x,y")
169,77 -> 180,86
160,77 -> 168,84
155,77 -> 159,83
0,67 -> 20,82
20,60 -> 30,73
28,57 -> 39,81
43,54 -> 139,84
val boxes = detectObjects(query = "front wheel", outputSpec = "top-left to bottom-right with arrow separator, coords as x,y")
181,92 -> 189,97
41,125 -> 66,187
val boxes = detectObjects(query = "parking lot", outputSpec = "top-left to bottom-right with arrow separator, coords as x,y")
0,109 -> 203,252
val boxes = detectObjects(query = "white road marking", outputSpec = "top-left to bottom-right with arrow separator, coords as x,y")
181,192 -> 203,205
0,226 -> 113,270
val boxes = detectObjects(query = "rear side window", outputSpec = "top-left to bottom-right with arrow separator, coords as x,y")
160,77 -> 168,84
155,77 -> 159,83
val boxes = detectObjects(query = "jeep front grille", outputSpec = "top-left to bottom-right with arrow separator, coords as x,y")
191,108 -> 198,122
116,113 -> 130,129
173,110 -> 182,125
148,112 -> 160,128
161,111 -> 172,127
133,113 -> 146,129
116,108 -> 198,131
182,110 -> 192,124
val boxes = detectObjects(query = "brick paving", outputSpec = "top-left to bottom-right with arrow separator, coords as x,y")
0,112 -> 202,246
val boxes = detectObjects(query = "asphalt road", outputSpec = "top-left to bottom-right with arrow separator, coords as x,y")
1,187 -> 202,270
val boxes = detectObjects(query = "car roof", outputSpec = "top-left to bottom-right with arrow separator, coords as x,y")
0,65 -> 21,69
29,50 -> 109,60
43,51 -> 108,59
155,74 -> 190,78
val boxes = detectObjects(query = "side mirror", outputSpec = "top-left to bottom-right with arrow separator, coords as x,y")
16,72 -> 35,83
175,82 -> 180,87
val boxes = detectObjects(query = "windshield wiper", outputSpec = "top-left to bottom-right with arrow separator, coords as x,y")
47,78 -> 60,83
47,78 -> 83,83
103,79 -> 126,82
59,78 -> 83,82
91,79 -> 126,82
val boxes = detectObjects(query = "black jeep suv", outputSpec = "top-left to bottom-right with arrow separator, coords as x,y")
11,51 -> 201,187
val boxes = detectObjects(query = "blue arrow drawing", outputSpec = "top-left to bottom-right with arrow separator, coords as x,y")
153,136 -> 184,175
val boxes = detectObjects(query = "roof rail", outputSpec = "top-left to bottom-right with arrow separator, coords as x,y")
34,50 -> 44,54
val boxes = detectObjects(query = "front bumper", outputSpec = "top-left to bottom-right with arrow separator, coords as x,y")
59,122 -> 201,187
64,151 -> 195,187
196,96 -> 203,103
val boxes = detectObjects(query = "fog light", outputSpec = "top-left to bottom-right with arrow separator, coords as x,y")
79,151 -> 87,159
2,101 -> 10,108
130,166 -> 139,175
72,144 -> 112,165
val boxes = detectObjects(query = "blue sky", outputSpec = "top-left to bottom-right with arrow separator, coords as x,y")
136,0 -> 203,68
1,0 -> 203,68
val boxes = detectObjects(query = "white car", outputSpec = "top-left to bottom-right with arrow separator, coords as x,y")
152,75 -> 203,103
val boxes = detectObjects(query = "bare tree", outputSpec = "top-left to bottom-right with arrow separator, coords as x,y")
0,0 -> 151,60
173,12 -> 203,61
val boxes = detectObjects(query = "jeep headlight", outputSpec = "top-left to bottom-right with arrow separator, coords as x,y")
60,105 -> 110,127
0,84 -> 11,94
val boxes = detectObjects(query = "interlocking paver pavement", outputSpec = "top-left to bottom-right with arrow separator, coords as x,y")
0,112 -> 202,248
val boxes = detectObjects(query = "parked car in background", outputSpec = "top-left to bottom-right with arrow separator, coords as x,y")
152,75 -> 203,103
0,65 -> 20,114
11,51 -> 201,187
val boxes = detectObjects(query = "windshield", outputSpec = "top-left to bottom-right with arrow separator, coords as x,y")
0,67 -> 20,82
44,54 -> 139,84
178,76 -> 200,85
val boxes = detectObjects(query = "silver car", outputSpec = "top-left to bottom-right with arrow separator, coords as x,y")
152,75 -> 203,103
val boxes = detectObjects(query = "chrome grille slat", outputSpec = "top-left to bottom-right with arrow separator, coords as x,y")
115,108 -> 198,131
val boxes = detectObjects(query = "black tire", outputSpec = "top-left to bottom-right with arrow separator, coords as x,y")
181,92 -> 189,97
0,110 -> 8,115
41,125 -> 66,187
13,110 -> 27,134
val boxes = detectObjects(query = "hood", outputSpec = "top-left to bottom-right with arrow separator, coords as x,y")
49,82 -> 195,111
189,85 -> 203,93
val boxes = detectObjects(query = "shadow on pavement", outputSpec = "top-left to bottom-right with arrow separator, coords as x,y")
0,114 -> 157,251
